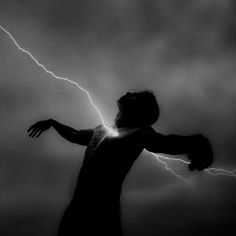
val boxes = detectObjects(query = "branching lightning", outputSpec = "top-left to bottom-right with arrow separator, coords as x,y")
153,153 -> 236,178
144,150 -> 189,182
1,25 -> 236,181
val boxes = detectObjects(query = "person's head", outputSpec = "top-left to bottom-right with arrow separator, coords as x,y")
115,90 -> 159,128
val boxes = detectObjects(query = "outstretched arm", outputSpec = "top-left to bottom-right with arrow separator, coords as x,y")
142,128 -> 213,171
27,119 -> 93,146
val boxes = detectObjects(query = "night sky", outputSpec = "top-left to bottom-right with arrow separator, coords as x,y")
1,0 -> 236,235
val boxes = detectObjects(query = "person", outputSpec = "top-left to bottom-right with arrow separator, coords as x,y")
27,91 -> 213,236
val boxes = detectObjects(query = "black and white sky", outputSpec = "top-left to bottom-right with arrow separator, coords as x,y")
1,0 -> 236,235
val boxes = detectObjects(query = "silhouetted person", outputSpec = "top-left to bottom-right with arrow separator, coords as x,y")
27,91 -> 213,236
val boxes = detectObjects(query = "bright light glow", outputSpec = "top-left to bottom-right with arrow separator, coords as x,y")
106,127 -> 119,137
1,25 -> 236,181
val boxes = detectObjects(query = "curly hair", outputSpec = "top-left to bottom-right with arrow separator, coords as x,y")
118,90 -> 159,127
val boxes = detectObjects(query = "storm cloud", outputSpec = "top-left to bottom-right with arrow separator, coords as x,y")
1,0 -> 236,235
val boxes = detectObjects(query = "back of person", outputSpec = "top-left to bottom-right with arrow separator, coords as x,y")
58,125 -> 146,236
77,125 -> 144,194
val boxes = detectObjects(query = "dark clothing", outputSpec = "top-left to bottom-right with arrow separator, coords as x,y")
56,124 -> 213,236
57,125 -> 144,236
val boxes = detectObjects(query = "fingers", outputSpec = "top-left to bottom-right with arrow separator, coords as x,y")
32,128 -> 41,138
27,125 -> 35,133
27,121 -> 43,138
27,121 -> 49,138
188,136 -> 213,172
36,130 -> 43,138
188,163 -> 195,171
189,155 -> 213,171
28,128 -> 44,138
27,122 -> 40,133
28,128 -> 36,137
29,128 -> 39,137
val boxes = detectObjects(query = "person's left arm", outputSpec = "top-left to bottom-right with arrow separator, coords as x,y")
142,127 -> 213,171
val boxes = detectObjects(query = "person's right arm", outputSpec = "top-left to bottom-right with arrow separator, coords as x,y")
27,119 -> 93,146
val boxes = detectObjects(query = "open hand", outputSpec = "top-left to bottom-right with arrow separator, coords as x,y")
188,134 -> 213,171
27,119 -> 53,138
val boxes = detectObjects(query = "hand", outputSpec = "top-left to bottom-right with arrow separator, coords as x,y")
188,134 -> 213,171
27,119 -> 53,138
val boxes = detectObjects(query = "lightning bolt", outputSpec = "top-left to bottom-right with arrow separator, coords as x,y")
1,25 -> 236,181
152,153 -> 236,178
145,151 -> 189,183
0,25 -> 105,128
205,168 -> 236,177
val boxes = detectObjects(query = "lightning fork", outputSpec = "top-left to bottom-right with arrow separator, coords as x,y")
145,150 -> 189,182
157,154 -> 236,178
1,25 -> 236,180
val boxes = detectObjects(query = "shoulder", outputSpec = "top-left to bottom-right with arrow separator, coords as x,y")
139,126 -> 158,137
137,126 -> 163,143
94,124 -> 104,131
90,124 -> 106,133
139,127 -> 168,146
92,124 -> 107,138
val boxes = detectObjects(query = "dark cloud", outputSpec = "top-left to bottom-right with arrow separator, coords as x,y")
1,0 -> 236,235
